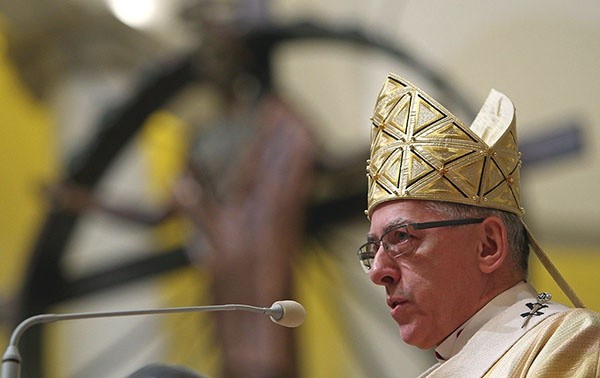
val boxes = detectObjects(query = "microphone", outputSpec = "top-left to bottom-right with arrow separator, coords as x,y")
1,300 -> 305,378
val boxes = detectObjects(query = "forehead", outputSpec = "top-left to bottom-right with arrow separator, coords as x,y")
369,200 -> 436,234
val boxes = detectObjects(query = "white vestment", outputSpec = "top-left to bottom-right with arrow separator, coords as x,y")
419,282 -> 600,377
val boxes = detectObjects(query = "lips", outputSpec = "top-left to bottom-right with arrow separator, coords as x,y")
387,297 -> 410,320
387,297 -> 408,309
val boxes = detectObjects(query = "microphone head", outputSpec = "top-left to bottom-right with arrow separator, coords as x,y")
269,300 -> 306,328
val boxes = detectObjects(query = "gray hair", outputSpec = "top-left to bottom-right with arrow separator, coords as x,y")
423,201 -> 529,275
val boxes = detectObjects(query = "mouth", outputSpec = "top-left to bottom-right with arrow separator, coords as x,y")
387,297 -> 409,310
387,298 -> 410,320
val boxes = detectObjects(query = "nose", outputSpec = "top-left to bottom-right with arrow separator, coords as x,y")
368,245 -> 401,286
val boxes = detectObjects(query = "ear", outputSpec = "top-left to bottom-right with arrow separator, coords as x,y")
478,216 -> 509,274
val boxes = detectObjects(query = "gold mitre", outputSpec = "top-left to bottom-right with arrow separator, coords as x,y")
367,73 -> 524,218
366,73 -> 586,309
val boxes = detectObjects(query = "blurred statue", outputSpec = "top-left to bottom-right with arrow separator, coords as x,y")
52,92 -> 316,377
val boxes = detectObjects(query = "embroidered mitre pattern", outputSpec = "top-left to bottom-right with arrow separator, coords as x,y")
366,74 -> 524,217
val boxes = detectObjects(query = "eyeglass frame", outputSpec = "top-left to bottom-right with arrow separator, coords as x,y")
357,217 -> 486,272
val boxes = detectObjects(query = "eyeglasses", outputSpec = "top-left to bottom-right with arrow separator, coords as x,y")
357,218 -> 485,273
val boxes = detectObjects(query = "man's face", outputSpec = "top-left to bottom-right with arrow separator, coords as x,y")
367,200 -> 486,349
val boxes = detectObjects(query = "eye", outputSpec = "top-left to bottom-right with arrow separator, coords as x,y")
385,229 -> 411,245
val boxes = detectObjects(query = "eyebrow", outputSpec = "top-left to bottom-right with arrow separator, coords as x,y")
366,217 -> 411,241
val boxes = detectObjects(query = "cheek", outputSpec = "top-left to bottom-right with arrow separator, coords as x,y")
403,238 -> 479,311
429,232 -> 480,275
399,257 -> 445,307
401,264 -> 471,342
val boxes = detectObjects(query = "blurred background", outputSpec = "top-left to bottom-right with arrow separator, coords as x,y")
0,1 -> 598,377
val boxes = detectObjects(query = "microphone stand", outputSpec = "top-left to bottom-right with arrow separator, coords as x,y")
2,302 -> 301,378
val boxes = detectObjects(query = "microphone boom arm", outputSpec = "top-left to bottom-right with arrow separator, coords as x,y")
2,301 -> 304,378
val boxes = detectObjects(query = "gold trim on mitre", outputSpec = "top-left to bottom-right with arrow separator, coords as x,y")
367,73 -> 523,218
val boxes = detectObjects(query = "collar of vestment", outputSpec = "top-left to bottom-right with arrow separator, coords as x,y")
421,282 -> 570,377
434,281 -> 535,362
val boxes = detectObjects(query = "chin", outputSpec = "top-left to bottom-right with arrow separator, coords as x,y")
399,326 -> 435,350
